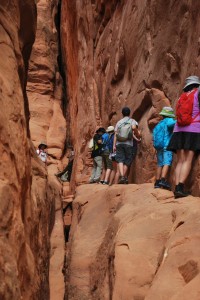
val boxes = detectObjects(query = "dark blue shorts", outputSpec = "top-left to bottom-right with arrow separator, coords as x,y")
115,144 -> 136,166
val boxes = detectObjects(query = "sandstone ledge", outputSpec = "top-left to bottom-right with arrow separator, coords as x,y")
66,183 -> 200,300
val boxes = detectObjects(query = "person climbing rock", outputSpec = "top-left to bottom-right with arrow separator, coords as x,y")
168,76 -> 200,198
36,141 -> 48,163
89,127 -> 105,183
113,107 -> 141,184
55,147 -> 74,182
153,107 -> 176,190
100,126 -> 115,185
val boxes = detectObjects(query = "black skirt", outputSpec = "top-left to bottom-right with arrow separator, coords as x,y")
168,132 -> 200,152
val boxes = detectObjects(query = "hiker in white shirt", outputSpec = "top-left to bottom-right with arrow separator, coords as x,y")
113,107 -> 141,184
36,141 -> 48,163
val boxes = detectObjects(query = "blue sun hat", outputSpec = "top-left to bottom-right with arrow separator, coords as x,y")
183,75 -> 200,90
159,107 -> 175,118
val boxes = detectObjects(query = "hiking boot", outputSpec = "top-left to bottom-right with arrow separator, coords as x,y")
159,178 -> 171,190
174,183 -> 190,199
154,179 -> 161,188
119,176 -> 126,184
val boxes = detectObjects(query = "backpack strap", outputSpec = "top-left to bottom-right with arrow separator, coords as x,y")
118,118 -> 131,128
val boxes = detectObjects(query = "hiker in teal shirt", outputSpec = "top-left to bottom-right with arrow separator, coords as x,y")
153,107 -> 176,190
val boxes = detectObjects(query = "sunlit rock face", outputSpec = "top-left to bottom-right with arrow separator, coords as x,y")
0,1 -> 60,299
66,184 -> 200,300
61,0 -> 200,195
27,0 -> 66,161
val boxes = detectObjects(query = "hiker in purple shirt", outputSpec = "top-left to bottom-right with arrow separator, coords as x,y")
168,76 -> 200,198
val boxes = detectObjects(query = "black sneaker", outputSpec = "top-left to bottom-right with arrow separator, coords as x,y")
119,176 -> 126,184
100,180 -> 104,184
103,181 -> 109,185
174,190 -> 190,198
159,179 -> 171,190
154,180 -> 161,188
174,184 -> 190,199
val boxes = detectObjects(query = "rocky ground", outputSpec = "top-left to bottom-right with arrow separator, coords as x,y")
65,184 -> 200,300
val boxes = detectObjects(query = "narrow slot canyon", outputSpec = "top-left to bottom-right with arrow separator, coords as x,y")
0,1 -> 200,300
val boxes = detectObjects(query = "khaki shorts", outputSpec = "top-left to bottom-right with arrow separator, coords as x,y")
102,153 -> 113,170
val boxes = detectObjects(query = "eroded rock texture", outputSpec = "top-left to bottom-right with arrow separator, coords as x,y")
61,0 -> 200,195
66,184 -> 200,300
27,0 -> 66,162
0,1 -> 59,299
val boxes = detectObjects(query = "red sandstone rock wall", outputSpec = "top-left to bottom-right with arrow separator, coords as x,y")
27,0 -> 67,210
66,184 -> 200,299
27,0 -> 66,162
0,1 -> 60,298
61,0 -> 200,195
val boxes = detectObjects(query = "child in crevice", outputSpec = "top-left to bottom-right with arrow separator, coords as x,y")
55,147 -> 74,182
36,141 -> 48,163
153,107 -> 176,190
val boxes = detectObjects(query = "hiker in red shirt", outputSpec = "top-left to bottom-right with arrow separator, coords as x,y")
168,76 -> 200,198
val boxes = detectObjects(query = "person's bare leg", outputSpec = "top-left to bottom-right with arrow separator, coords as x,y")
156,166 -> 162,180
118,162 -> 124,176
179,150 -> 195,183
123,165 -> 129,177
114,165 -> 120,184
109,162 -> 117,185
161,165 -> 170,179
104,169 -> 112,182
175,150 -> 185,185
100,163 -> 106,181
109,170 -> 115,185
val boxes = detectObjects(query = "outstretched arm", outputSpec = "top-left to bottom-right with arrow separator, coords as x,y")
132,125 -> 141,139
